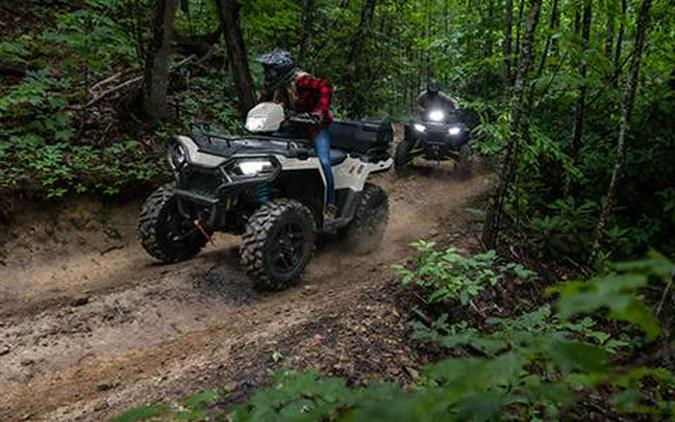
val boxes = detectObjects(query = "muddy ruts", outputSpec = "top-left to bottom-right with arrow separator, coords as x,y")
340,183 -> 389,255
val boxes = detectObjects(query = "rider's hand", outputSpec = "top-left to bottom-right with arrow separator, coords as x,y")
310,112 -> 323,123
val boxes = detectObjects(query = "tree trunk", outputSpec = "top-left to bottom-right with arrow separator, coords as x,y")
512,0 -> 525,76
536,0 -> 559,77
604,1 -> 615,58
483,0 -> 543,248
613,0 -> 627,85
588,0 -> 653,266
132,0 -> 146,62
504,0 -> 513,84
347,0 -> 378,72
570,0 -> 592,166
444,0 -> 450,87
180,0 -> 192,33
484,0 -> 495,58
426,0 -> 432,79
345,0 -> 378,117
139,0 -> 179,123
216,0 -> 255,117
298,0 -> 317,64
550,0 -> 561,55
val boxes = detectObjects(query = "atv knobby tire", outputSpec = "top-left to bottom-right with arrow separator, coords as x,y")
394,138 -> 415,175
240,198 -> 316,291
341,183 -> 389,255
138,183 -> 208,263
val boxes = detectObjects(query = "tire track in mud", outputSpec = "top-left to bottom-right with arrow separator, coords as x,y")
0,168 -> 490,421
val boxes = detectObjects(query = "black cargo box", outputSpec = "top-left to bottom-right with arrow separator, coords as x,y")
328,119 -> 393,154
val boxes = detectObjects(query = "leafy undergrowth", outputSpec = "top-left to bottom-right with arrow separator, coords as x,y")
0,3 -> 241,201
113,245 -> 675,421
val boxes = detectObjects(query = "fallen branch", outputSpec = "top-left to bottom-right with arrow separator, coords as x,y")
195,43 -> 218,66
89,71 -> 123,95
84,75 -> 144,107
77,55 -> 196,109
656,271 -> 673,317
411,306 -> 434,327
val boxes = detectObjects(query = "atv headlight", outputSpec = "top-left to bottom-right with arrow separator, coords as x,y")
414,123 -> 426,133
168,143 -> 187,171
448,126 -> 462,136
428,110 -> 444,122
235,159 -> 275,176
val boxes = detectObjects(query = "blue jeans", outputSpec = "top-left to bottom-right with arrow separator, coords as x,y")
315,128 -> 336,207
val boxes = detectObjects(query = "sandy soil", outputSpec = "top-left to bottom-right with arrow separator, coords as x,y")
0,165 -> 490,421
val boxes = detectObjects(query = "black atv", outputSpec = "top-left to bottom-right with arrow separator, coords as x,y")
395,108 -> 471,177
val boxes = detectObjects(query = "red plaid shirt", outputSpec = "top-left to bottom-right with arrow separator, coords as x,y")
260,72 -> 334,138
294,73 -> 333,124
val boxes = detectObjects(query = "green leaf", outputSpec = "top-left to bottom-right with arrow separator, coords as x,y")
181,391 -> 220,409
547,340 -> 609,374
454,391 -> 507,422
550,272 -> 661,340
110,403 -> 169,422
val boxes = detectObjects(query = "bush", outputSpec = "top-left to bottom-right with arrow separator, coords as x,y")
114,251 -> 674,421
224,251 -> 673,421
0,137 -> 169,198
392,240 -> 535,305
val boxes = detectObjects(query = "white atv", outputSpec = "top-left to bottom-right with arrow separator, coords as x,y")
138,103 -> 393,290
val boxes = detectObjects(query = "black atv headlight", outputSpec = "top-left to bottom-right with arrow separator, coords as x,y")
414,123 -> 426,133
168,143 -> 188,171
448,126 -> 462,136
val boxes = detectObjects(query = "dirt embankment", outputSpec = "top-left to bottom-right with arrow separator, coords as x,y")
0,166 -> 490,421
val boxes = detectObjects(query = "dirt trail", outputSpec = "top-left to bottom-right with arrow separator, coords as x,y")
0,167 -> 490,421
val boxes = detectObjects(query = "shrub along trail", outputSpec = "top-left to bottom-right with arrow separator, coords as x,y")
0,167 -> 489,421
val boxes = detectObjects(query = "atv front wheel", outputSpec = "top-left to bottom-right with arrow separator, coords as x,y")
138,183 -> 208,263
240,199 -> 316,291
340,183 -> 389,254
394,138 -> 415,175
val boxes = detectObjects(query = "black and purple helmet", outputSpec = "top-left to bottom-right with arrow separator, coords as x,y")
256,49 -> 296,91
427,79 -> 441,94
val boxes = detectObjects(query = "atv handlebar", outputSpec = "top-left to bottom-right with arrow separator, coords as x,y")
286,112 -> 321,125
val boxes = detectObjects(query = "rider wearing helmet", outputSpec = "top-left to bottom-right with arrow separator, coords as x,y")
416,79 -> 459,120
255,49 -> 337,220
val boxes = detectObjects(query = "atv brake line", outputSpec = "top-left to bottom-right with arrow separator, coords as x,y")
193,219 -> 215,246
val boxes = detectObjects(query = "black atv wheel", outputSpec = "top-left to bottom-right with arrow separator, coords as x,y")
138,183 -> 208,263
394,138 -> 415,175
456,145 -> 473,180
340,183 -> 389,255
240,199 -> 316,291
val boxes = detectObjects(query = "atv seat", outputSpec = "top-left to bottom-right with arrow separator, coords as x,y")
294,146 -> 348,166
328,149 -> 348,165
328,119 -> 393,155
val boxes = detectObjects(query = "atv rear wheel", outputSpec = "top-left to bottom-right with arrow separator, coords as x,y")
138,183 -> 208,263
340,183 -> 389,255
240,199 -> 316,291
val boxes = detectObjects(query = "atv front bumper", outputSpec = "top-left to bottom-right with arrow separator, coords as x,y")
172,158 -> 281,229
407,123 -> 470,161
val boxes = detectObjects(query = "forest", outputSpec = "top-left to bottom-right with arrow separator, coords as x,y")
0,0 -> 673,421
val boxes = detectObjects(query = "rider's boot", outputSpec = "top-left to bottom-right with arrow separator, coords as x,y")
324,204 -> 338,221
